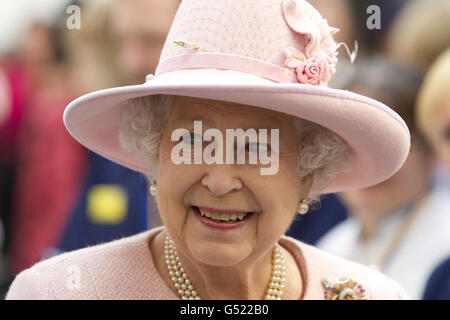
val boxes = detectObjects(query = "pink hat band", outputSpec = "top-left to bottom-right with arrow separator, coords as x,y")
155,53 -> 299,84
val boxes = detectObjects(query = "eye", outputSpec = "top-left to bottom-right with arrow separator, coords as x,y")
182,132 -> 202,145
246,142 -> 269,153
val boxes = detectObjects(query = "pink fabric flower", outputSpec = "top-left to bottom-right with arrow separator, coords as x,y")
284,48 -> 333,86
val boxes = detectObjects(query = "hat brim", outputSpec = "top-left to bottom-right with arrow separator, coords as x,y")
64,68 -> 410,194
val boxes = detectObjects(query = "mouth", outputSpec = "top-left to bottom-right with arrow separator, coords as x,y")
191,206 -> 255,230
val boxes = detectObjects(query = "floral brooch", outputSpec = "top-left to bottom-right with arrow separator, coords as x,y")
283,47 -> 335,86
321,276 -> 369,300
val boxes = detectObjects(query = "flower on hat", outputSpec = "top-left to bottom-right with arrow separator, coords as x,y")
282,0 -> 339,86
284,47 -> 334,86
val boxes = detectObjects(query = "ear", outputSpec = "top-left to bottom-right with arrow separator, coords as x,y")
300,172 -> 314,200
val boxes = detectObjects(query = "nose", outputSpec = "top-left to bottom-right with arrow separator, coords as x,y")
201,165 -> 243,197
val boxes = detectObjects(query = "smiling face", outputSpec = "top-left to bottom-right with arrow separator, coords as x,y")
155,96 -> 311,267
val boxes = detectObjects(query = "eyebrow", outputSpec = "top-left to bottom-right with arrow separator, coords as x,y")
169,115 -> 212,128
169,116 -> 282,131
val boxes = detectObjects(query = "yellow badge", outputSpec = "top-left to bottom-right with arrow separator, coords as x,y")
87,185 -> 128,224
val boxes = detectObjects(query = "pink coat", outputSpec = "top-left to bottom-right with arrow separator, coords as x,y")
6,227 -> 409,300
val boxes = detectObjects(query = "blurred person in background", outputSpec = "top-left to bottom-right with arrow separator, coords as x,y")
317,57 -> 450,299
0,19 -> 73,291
7,20 -> 87,276
415,50 -> 450,300
68,0 -> 180,90
57,0 -> 179,255
385,1 -> 450,299
0,24 -> 38,276
0,64 -> 13,297
416,49 -> 450,183
111,0 -> 180,85
386,1 -> 450,298
0,66 -> 6,291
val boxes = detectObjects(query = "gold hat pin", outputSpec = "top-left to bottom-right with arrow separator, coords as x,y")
173,40 -> 199,50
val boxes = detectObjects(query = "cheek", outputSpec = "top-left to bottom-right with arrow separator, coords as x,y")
158,138 -> 174,163
253,157 -> 301,231
156,142 -> 192,231
277,153 -> 304,195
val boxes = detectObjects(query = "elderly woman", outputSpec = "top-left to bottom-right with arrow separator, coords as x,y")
7,0 -> 410,300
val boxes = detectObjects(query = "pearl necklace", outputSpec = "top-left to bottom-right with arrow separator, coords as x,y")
164,234 -> 286,300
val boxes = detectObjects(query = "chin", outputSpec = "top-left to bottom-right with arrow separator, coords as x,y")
185,237 -> 253,267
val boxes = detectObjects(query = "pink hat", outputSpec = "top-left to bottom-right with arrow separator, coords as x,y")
63,0 -> 410,193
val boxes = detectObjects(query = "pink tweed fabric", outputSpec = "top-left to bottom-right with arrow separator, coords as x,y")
159,0 -> 339,82
6,227 -> 408,300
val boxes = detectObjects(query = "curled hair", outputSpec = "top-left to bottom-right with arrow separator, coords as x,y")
119,95 -> 355,195
295,119 -> 355,194
119,95 -> 173,166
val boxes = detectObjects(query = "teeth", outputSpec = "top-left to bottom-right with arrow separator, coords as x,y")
220,213 -> 230,221
198,208 -> 249,222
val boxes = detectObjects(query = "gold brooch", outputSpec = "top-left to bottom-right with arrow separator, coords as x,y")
321,276 -> 369,300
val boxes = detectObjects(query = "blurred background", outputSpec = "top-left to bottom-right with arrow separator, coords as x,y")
0,0 -> 449,300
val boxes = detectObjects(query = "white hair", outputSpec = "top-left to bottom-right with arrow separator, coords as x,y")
119,95 -> 355,195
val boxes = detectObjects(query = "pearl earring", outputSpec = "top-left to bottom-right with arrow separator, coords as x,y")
149,180 -> 157,197
297,200 -> 309,215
